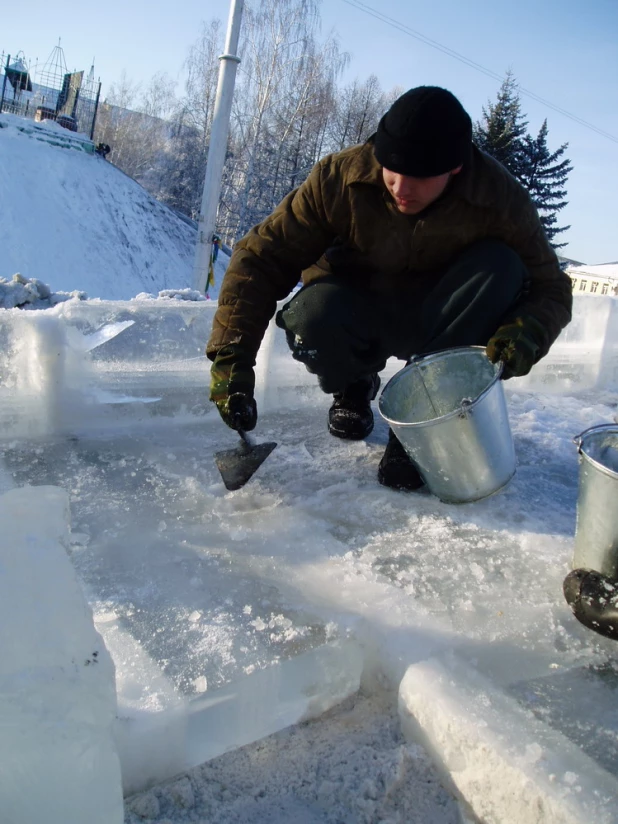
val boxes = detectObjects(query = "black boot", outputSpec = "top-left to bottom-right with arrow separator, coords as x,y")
563,569 -> 618,641
377,429 -> 424,491
328,374 -> 380,440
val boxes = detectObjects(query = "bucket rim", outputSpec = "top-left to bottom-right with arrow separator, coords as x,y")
574,423 -> 618,480
378,345 -> 502,428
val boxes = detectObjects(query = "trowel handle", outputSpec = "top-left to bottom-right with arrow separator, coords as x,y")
238,428 -> 255,450
231,410 -> 255,449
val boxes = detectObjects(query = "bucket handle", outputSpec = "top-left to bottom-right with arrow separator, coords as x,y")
459,397 -> 474,419
573,423 -> 618,452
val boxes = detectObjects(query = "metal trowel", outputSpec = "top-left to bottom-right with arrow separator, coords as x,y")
215,428 -> 277,491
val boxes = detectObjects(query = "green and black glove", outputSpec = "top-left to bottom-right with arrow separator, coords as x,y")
486,315 -> 546,380
210,344 -> 257,431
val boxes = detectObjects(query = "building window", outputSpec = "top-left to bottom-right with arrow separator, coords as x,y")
602,283 -> 609,295
579,280 -> 588,291
571,277 -> 577,289
591,281 -> 599,293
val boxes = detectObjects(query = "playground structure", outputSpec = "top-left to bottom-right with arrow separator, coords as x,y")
0,42 -> 101,138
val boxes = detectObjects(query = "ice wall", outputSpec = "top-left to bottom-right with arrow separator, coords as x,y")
0,486 -> 123,824
0,300 -> 217,438
512,295 -> 618,393
0,294 -> 614,442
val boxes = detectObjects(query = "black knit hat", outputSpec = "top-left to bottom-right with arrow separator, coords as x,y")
374,86 -> 472,177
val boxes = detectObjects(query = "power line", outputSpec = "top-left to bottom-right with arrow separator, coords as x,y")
340,0 -> 618,145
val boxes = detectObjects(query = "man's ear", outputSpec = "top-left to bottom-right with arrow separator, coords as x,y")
451,165 -> 463,176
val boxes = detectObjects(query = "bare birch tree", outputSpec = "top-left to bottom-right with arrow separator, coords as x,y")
223,0 -> 325,238
327,75 -> 398,153
96,0 -> 402,245
95,71 -> 177,190
159,19 -> 224,218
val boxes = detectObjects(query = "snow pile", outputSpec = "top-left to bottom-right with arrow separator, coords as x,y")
0,272 -> 230,310
32,116 -> 94,143
0,272 -> 87,308
134,288 -> 210,302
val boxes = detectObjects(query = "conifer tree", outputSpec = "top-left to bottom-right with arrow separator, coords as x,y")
519,120 -> 572,248
473,70 -> 528,178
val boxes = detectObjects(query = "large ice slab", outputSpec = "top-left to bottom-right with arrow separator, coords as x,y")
399,654 -> 618,824
0,301 -> 218,438
509,663 -> 618,780
0,486 -> 123,824
0,429 -> 363,794
115,637 -> 362,796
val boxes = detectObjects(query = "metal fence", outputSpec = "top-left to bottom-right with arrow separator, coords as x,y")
0,51 -> 101,140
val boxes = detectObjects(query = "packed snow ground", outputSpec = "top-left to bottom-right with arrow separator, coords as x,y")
123,690 -> 462,824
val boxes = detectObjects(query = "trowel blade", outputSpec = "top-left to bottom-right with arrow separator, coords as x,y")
214,439 -> 277,491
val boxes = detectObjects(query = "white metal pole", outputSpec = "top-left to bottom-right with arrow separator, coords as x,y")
192,0 -> 244,293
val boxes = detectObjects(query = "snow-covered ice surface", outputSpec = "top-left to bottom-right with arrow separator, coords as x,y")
1,291 -> 618,821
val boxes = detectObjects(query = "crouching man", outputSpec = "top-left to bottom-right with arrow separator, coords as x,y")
207,86 -> 572,490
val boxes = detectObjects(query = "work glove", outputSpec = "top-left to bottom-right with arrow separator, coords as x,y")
210,344 -> 257,431
486,315 -> 546,380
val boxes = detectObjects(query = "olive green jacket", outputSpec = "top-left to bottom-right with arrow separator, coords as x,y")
207,140 -> 572,363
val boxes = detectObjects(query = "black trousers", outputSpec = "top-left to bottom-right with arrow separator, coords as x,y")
276,239 -> 526,393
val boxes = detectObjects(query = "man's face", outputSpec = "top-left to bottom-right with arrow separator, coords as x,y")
382,165 -> 462,215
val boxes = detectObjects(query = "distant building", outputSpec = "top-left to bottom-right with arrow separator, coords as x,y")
558,255 -> 586,270
565,263 -> 618,297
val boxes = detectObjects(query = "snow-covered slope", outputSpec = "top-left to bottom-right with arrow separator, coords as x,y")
0,113 -> 197,300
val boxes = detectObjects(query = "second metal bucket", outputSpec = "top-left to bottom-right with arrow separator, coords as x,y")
572,424 -> 618,576
378,346 -> 516,503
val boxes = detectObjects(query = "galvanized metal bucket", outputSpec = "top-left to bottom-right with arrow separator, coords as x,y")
378,346 -> 516,503
572,424 -> 618,576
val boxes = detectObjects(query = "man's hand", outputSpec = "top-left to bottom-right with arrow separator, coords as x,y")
210,345 -> 257,431
486,315 -> 546,379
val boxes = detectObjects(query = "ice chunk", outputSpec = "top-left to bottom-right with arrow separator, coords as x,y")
512,295 -> 618,393
0,312 -> 151,437
105,612 -> 362,796
0,486 -> 123,824
76,320 -> 135,352
182,637 -> 363,775
399,653 -> 618,824
100,614 -> 189,795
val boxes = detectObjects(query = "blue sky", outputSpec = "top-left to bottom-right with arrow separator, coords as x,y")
3,0 -> 617,263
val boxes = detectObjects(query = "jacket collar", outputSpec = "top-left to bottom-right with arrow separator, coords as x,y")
345,139 -> 385,187
447,146 -> 496,208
